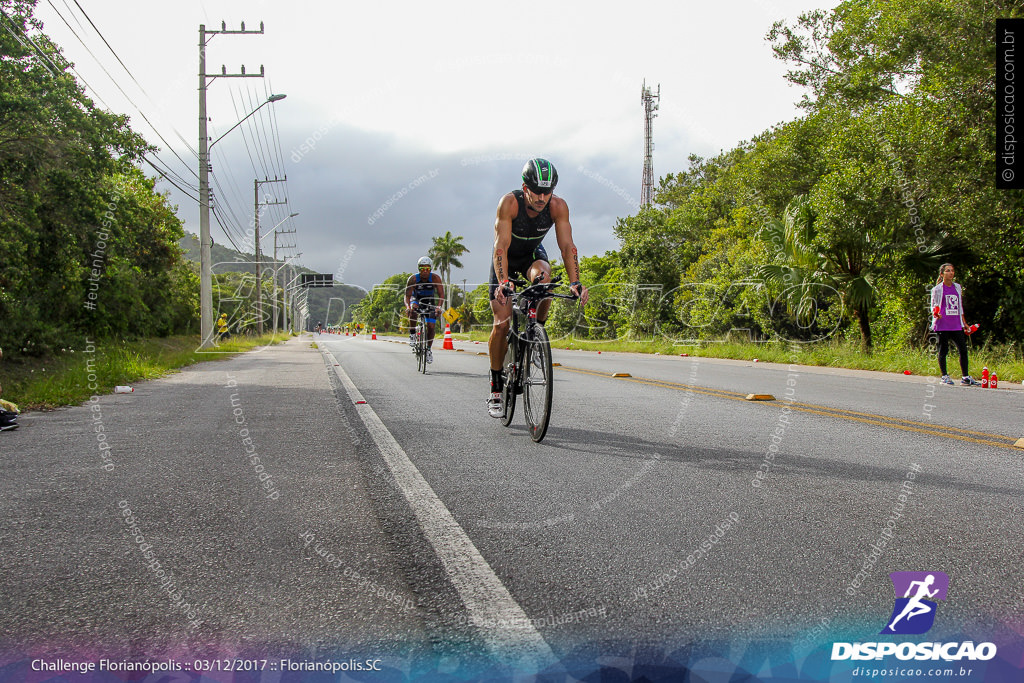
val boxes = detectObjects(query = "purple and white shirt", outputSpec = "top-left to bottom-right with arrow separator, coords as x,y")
930,282 -> 965,332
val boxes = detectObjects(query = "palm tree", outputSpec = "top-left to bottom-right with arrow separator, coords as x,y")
428,231 -> 470,310
757,195 -> 881,349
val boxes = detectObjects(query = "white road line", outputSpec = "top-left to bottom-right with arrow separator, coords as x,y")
321,347 -> 555,671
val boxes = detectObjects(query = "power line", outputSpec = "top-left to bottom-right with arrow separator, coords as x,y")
266,80 -> 289,180
3,8 -> 198,195
252,84 -> 281,179
228,87 -> 263,179
1,17 -> 56,76
44,0 -> 200,181
209,170 -> 250,248
1,7 -> 63,76
57,0 -> 86,35
242,86 -> 274,178
64,0 -> 200,159
143,156 -> 200,203
211,208 -> 245,253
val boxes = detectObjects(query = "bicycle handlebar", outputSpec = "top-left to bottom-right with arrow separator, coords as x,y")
409,301 -> 442,313
503,275 -> 578,302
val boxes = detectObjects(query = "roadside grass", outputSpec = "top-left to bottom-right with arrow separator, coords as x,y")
0,333 -> 290,411
449,329 -> 1024,383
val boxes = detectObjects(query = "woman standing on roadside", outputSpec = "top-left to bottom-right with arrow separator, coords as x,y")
930,263 -> 980,386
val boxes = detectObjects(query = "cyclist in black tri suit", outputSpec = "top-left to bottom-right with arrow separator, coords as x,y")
487,158 -> 589,417
405,256 -> 445,364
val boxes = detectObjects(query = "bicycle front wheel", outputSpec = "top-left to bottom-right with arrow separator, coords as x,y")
522,324 -> 553,442
500,333 -> 517,427
416,329 -> 427,373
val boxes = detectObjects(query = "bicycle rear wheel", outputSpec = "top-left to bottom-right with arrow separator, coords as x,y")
500,334 -> 517,426
522,324 -> 553,442
416,327 -> 427,373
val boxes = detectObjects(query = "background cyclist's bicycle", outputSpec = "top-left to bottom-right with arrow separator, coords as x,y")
410,301 -> 440,374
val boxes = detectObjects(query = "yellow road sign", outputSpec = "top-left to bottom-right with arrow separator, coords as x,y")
443,308 -> 459,324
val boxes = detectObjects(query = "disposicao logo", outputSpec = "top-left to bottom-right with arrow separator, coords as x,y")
881,571 -> 948,635
831,571 -> 997,662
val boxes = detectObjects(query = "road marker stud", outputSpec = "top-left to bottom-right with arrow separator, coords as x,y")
457,349 -> 466,352
611,372 -> 632,378
477,352 -> 488,356
354,400 -> 367,405
745,394 -> 775,401
1015,437 -> 1024,449
552,362 -> 561,367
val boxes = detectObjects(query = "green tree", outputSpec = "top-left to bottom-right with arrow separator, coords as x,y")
351,273 -> 410,333
768,0 -> 1024,341
428,231 -> 469,310
0,0 -> 196,354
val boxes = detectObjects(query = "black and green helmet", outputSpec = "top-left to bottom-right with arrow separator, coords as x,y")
522,158 -> 558,194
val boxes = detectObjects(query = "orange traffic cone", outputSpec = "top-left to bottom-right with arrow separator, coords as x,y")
443,323 -> 454,350
371,328 -> 377,340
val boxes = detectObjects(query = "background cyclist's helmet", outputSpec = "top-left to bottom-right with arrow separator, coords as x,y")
522,158 -> 558,194
417,256 -> 432,268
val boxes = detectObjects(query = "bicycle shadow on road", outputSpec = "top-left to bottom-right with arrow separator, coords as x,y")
538,425 -> 752,472
537,426 -> 1022,498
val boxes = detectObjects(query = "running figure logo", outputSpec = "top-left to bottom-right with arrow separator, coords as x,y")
881,571 -> 949,635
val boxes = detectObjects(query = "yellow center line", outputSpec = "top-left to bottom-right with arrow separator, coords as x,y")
559,365 -> 1020,450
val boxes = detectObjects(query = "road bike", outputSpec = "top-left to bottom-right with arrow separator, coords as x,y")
410,301 -> 440,374
499,276 -> 577,442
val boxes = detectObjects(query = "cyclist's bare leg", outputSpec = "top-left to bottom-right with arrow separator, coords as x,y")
526,260 -> 553,323
489,298 -> 513,372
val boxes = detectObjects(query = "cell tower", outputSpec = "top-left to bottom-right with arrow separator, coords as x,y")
640,80 -> 660,206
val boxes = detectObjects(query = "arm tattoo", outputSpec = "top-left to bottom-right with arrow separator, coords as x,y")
572,247 -> 580,281
495,248 -> 505,282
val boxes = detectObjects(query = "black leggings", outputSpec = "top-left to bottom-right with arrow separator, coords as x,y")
935,330 -> 969,376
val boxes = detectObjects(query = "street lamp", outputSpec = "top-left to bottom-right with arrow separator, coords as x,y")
260,211 -> 299,244
199,93 -> 287,348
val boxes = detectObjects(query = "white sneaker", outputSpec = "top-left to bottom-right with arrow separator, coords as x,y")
940,375 -> 954,385
426,349 -> 433,363
487,392 -> 502,418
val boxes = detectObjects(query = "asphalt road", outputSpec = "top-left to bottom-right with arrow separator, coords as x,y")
324,334 -> 1024,659
2,333 -> 1022,678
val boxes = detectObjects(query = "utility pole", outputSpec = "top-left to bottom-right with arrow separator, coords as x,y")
254,177 -> 287,334
283,255 -> 301,333
640,80 -> 660,207
199,21 -> 266,348
273,228 -> 296,333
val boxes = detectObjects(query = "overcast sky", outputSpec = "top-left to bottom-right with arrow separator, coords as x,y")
33,0 -> 841,291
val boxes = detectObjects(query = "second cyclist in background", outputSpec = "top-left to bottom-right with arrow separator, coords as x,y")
405,256 -> 445,363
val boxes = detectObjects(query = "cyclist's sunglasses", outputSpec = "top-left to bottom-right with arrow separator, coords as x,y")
528,186 -> 552,196
418,266 -> 430,270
